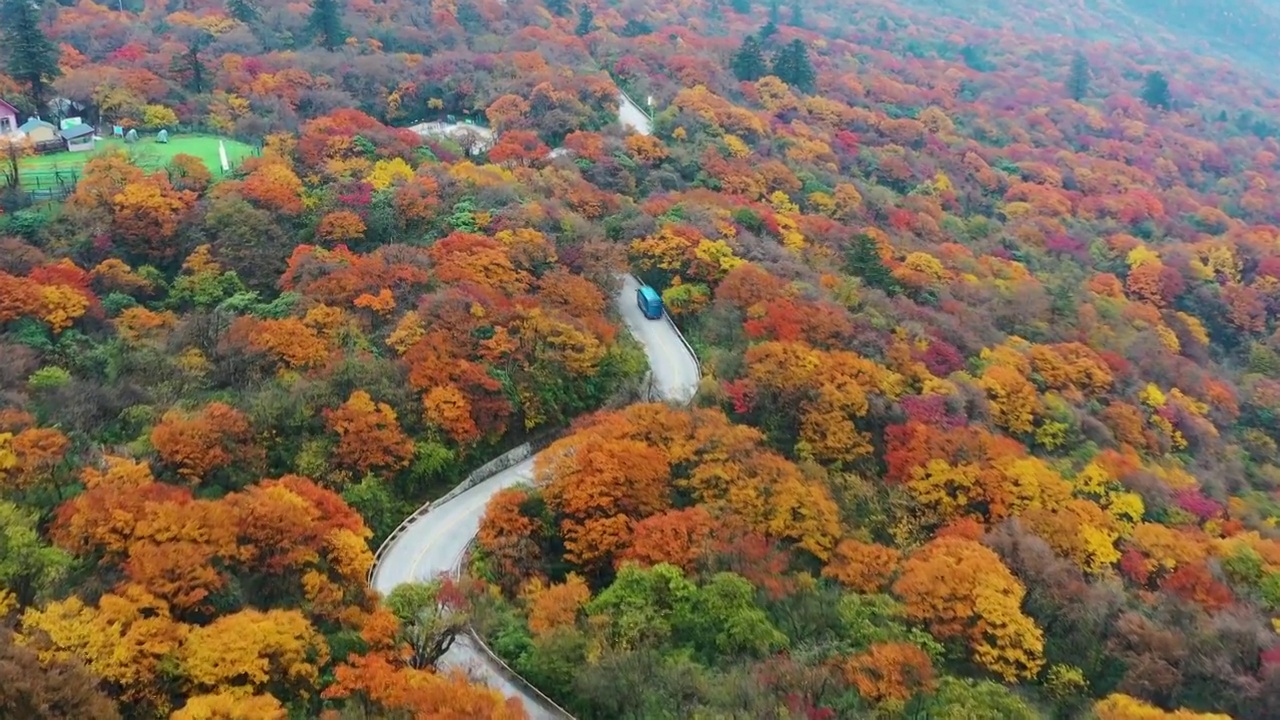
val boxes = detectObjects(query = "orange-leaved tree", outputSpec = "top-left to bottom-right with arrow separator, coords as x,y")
110,174 -> 197,264
617,506 -> 717,573
476,487 -> 546,594
323,651 -> 526,719
537,430 -> 672,570
521,573 -> 590,638
891,535 -> 1045,681
323,390 -> 414,475
840,641 -> 937,705
150,402 -> 256,483
822,539 -> 901,593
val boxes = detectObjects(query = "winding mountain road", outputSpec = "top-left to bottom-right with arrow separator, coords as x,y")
370,97 -> 697,719
616,90 -> 653,135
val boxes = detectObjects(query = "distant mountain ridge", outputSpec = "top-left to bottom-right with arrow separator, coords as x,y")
895,0 -> 1280,72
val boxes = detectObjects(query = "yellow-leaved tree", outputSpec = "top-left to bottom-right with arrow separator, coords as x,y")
892,536 -> 1045,681
178,608 -> 330,697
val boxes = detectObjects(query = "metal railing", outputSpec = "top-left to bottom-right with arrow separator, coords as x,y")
617,86 -> 655,121
451,538 -> 576,720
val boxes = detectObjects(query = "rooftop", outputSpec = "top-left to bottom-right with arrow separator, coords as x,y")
18,117 -> 55,133
59,124 -> 95,140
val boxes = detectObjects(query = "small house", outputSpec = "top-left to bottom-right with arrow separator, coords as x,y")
59,123 -> 96,153
17,117 -> 57,143
0,99 -> 17,136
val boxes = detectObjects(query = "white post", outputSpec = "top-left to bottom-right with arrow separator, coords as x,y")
218,140 -> 230,173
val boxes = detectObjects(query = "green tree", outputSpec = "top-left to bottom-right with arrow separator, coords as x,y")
789,0 -> 803,26
845,233 -> 899,295
0,500 -> 72,607
308,0 -> 345,50
1066,51 -> 1089,101
730,0 -> 749,12
768,0 -> 780,26
836,593 -> 943,656
915,677 -> 1041,720
226,0 -> 259,23
620,18 -> 652,37
587,563 -> 696,649
342,474 -> 402,546
1141,70 -> 1171,110
0,0 -> 61,109
384,581 -> 469,669
574,3 -> 594,36
546,0 -> 569,16
456,0 -> 484,32
201,195 -> 295,293
572,648 -> 697,719
514,627 -> 589,700
680,573 -> 787,660
771,39 -> 816,92
731,35 -> 767,82
170,31 -> 212,95
586,564 -> 786,662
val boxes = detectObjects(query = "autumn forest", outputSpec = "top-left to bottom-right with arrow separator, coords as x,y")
3,0 -> 1280,717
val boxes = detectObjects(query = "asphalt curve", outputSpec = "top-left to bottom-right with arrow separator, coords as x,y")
370,94 -> 699,714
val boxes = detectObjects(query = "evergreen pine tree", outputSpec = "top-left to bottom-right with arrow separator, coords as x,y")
1141,70 -> 1171,110
621,18 -> 652,37
845,233 -> 898,295
771,39 -> 815,93
768,0 -> 780,26
731,35 -> 767,82
227,0 -> 259,23
1066,51 -> 1089,101
574,3 -> 594,36
789,0 -> 803,27
546,0 -> 569,15
730,0 -> 749,13
456,0 -> 484,32
308,0 -> 345,50
760,20 -> 778,39
170,33 -> 211,93
0,0 -> 61,110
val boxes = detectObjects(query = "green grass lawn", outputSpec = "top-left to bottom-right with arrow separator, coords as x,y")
19,134 -> 257,178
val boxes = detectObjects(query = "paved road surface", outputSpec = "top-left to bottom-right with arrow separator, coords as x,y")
370,276 -> 698,718
617,91 -> 654,136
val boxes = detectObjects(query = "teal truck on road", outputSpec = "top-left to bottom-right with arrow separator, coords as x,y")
636,284 -> 663,320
